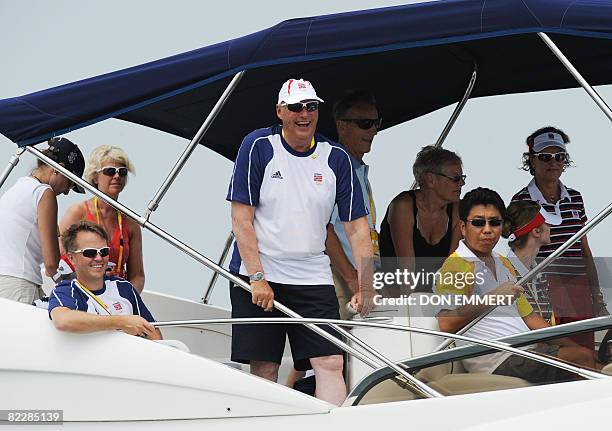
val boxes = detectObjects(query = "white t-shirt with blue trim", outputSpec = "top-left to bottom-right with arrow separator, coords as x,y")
227,125 -> 368,285
48,276 -> 155,322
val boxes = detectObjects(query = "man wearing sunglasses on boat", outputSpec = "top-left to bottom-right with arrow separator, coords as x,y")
435,188 -> 600,382
227,78 -> 373,406
47,221 -> 161,340
326,90 -> 381,320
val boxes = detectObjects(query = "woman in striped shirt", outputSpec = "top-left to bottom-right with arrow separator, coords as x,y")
511,126 -> 608,349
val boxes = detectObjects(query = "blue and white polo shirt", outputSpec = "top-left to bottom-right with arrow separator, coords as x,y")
48,276 -> 155,322
227,125 -> 368,285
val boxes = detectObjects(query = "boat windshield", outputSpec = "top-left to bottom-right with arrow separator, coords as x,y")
348,318 -> 612,406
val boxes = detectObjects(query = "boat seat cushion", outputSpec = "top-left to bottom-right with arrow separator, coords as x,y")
357,378 -> 419,405
428,373 -> 531,395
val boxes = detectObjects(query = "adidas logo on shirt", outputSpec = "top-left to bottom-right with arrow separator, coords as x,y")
271,171 -> 283,179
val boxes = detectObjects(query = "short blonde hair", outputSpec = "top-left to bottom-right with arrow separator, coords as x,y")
84,145 -> 135,186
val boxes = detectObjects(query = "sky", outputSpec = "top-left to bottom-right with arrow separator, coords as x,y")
1,0 -> 612,308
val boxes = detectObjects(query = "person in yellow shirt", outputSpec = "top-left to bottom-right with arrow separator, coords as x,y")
435,187 -> 600,382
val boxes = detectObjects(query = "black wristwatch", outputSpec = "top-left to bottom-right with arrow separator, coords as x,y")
249,271 -> 265,282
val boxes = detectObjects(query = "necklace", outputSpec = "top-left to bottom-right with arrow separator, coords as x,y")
93,197 -> 125,276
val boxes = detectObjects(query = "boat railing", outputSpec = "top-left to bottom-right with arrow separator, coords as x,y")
152,315 -> 612,405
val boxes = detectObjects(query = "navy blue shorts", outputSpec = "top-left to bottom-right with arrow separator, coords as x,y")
229,274 -> 342,371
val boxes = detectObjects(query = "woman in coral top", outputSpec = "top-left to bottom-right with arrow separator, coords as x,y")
60,145 -> 145,293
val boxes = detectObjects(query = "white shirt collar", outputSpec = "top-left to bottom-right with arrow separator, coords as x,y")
526,178 -> 570,205
455,239 -> 503,264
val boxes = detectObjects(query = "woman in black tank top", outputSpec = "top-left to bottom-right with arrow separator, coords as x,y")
379,146 -> 464,294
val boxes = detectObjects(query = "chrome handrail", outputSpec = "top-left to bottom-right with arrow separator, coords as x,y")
153,317 -> 608,382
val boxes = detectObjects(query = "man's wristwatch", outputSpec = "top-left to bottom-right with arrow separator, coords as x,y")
249,271 -> 265,282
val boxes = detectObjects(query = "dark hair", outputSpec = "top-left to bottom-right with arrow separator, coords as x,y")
502,200 -> 541,250
333,90 -> 377,121
522,126 -> 573,175
62,220 -> 109,253
459,187 -> 506,221
413,146 -> 462,187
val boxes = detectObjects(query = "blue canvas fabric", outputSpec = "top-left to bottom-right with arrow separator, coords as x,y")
1,0 -> 612,159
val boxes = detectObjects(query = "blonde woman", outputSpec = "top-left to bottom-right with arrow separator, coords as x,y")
60,145 -> 144,292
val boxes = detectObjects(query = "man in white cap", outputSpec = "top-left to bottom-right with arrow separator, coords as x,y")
226,78 -> 374,405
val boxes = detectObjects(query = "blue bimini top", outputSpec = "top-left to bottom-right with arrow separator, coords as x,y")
1,0 -> 612,160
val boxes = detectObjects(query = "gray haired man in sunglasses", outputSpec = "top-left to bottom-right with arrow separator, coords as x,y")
48,220 -> 161,340
227,79 -> 374,405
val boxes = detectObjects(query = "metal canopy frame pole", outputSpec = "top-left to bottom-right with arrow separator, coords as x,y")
409,63 -> 478,190
538,32 -> 612,122
144,70 -> 246,219
25,145 -> 442,399
201,231 -> 234,303
435,196 -> 612,352
435,36 -> 612,352
0,147 -> 25,190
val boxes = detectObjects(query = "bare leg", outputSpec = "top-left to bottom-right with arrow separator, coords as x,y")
250,361 -> 280,382
310,355 -> 346,406
285,367 -> 306,387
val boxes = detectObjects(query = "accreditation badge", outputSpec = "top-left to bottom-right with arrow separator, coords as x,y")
371,229 -> 381,270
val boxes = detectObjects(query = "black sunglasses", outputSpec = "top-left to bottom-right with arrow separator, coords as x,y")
71,247 -> 110,258
431,172 -> 467,183
97,166 -> 129,177
283,101 -> 319,113
340,118 -> 382,130
467,218 -> 503,228
530,152 -> 568,163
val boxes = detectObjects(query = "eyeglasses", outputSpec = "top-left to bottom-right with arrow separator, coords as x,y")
97,166 -> 128,177
431,172 -> 467,183
467,218 -> 503,228
340,118 -> 383,130
71,247 -> 110,258
531,152 -> 568,163
282,101 -> 319,113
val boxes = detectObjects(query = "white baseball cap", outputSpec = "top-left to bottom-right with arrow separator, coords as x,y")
532,131 -> 567,152
277,78 -> 324,105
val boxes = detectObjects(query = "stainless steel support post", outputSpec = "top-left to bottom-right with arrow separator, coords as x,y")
0,147 -> 25,190
538,33 -> 612,122
435,197 -> 612,351
201,231 -> 234,303
144,71 -> 246,219
26,145 -> 442,399
409,63 -> 478,190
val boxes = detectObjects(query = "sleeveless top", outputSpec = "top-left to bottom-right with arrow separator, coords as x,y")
83,199 -> 131,279
379,190 -> 453,292
0,177 -> 52,285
